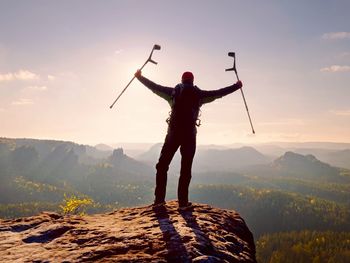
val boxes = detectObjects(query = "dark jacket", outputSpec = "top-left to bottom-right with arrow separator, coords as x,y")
137,75 -> 240,133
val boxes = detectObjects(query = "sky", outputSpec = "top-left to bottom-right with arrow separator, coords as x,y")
0,0 -> 350,146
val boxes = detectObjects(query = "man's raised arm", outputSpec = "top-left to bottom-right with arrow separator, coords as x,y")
135,70 -> 173,102
200,81 -> 242,105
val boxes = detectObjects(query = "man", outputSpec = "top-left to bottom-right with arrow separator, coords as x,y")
135,69 -> 242,209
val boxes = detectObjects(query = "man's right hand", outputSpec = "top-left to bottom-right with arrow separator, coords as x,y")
236,80 -> 243,89
135,69 -> 142,78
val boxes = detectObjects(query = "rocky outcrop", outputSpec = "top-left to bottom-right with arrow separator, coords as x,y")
0,201 -> 256,262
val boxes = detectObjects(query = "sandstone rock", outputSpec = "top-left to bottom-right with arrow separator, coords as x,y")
0,201 -> 256,262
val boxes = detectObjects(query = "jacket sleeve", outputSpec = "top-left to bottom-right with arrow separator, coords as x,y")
200,84 -> 241,105
137,75 -> 173,102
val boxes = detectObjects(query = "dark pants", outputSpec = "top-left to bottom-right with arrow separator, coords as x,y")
155,129 -> 196,205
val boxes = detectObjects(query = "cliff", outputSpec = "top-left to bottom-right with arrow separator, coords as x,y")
0,201 -> 256,262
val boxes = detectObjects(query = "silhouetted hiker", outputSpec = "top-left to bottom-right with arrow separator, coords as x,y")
135,69 -> 242,209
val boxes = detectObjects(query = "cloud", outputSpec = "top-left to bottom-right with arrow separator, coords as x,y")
114,49 -> 123,55
26,85 -> 47,91
0,70 -> 39,82
15,70 -> 39,80
0,73 -> 13,81
11,98 -> 34,106
330,109 -> 350,116
322,32 -> 350,40
320,65 -> 350,72
47,75 -> 55,81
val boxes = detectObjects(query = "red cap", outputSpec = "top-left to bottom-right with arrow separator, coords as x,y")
181,71 -> 194,83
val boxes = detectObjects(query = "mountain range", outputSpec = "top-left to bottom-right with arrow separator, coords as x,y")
137,144 -> 272,173
2,137 -> 349,179
136,142 -> 350,173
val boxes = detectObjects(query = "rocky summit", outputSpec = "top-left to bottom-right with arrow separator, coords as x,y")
0,201 -> 256,262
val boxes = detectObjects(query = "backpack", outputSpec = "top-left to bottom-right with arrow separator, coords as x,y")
167,84 -> 201,128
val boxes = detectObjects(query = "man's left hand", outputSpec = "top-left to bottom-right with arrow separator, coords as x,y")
135,69 -> 142,79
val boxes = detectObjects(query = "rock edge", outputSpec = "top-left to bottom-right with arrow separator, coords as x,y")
0,201 -> 256,262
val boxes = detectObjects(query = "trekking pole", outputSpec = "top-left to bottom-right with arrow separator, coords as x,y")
226,52 -> 255,134
109,44 -> 161,109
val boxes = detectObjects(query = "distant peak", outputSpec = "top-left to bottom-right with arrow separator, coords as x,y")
112,148 -> 124,156
95,143 -> 114,152
238,146 -> 259,152
280,151 -> 317,161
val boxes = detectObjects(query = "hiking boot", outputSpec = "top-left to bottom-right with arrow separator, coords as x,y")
152,201 -> 166,208
178,202 -> 192,211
